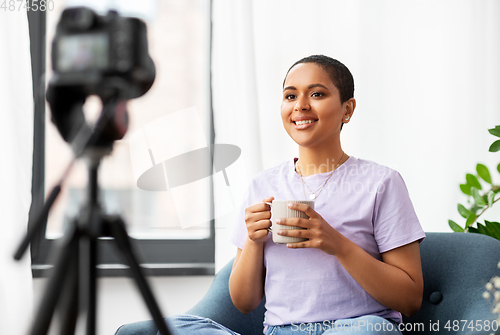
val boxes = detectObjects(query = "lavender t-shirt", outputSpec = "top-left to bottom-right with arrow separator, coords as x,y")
230,156 -> 425,330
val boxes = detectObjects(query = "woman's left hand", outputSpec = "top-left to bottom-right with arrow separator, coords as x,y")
276,202 -> 340,255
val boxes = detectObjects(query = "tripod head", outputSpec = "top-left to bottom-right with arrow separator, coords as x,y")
46,84 -> 130,154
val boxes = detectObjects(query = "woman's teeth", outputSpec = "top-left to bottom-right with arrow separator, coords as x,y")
295,120 -> 316,125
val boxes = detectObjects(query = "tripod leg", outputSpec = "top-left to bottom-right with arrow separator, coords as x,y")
57,236 -> 79,335
75,206 -> 101,335
106,216 -> 171,335
30,225 -> 79,335
80,234 -> 98,335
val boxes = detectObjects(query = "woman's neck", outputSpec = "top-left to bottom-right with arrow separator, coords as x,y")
295,147 -> 348,177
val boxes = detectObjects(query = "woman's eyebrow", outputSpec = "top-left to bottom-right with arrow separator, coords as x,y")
308,83 -> 329,90
283,83 -> 329,92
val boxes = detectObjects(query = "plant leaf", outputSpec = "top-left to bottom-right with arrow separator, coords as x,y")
468,226 -> 480,234
489,126 -> 500,138
457,204 -> 472,218
498,163 -> 500,175
448,220 -> 464,232
468,205 -> 480,214
476,164 -> 492,184
485,220 -> 500,241
490,140 -> 500,153
460,183 -> 472,196
466,174 -> 482,190
465,212 -> 478,229
478,221 -> 500,241
476,222 -> 488,235
488,191 -> 495,207
471,187 -> 487,207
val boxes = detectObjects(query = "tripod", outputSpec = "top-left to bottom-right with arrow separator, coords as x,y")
26,147 -> 171,335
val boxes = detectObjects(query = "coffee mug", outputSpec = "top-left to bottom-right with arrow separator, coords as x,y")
265,200 -> 314,244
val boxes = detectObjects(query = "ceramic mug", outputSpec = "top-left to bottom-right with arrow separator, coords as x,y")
265,200 -> 314,244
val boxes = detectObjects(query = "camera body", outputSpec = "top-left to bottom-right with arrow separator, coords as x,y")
47,7 -> 155,144
50,7 -> 155,99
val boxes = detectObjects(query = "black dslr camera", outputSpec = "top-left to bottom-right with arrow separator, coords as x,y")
51,7 -> 155,98
47,7 -> 155,144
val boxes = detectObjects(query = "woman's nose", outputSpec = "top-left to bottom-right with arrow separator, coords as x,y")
294,97 -> 310,111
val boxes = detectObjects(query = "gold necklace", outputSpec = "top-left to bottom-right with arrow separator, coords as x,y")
296,151 -> 345,201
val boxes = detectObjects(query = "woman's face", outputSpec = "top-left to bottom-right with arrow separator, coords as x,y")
281,63 -> 352,150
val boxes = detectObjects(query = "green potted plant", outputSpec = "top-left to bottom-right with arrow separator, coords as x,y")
448,125 -> 500,240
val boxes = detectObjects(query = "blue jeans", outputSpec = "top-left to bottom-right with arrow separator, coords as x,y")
166,315 -> 240,335
166,314 -> 402,335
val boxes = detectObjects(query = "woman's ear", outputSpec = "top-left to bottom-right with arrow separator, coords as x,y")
343,98 -> 356,123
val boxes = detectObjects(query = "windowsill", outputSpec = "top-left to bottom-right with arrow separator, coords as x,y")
32,262 -> 215,278
31,237 -> 216,278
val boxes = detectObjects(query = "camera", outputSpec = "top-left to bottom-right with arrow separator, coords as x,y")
50,7 -> 155,99
47,7 -> 155,144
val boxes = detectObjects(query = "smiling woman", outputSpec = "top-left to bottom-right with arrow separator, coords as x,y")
152,55 -> 426,335
281,58 -> 355,176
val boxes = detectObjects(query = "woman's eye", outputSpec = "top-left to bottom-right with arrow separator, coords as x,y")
312,91 -> 324,97
285,94 -> 296,100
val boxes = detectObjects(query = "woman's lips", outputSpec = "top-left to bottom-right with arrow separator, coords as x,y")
293,119 -> 318,130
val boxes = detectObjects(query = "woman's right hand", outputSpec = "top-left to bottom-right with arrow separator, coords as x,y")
245,196 -> 274,244
230,196 -> 273,313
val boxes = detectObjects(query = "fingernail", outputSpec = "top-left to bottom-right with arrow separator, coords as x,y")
276,219 -> 281,224
287,203 -> 293,208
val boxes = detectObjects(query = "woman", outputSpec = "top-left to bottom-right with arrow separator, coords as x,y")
170,55 -> 425,335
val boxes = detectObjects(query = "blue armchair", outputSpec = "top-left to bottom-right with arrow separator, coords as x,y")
115,233 -> 500,335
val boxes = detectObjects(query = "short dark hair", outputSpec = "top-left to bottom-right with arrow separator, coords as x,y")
284,55 -> 355,103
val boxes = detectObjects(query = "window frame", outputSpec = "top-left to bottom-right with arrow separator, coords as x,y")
27,4 -> 216,277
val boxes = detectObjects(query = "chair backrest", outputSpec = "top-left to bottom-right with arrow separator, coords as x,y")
402,233 -> 500,334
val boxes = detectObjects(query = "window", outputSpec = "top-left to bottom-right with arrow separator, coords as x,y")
28,0 -> 215,277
